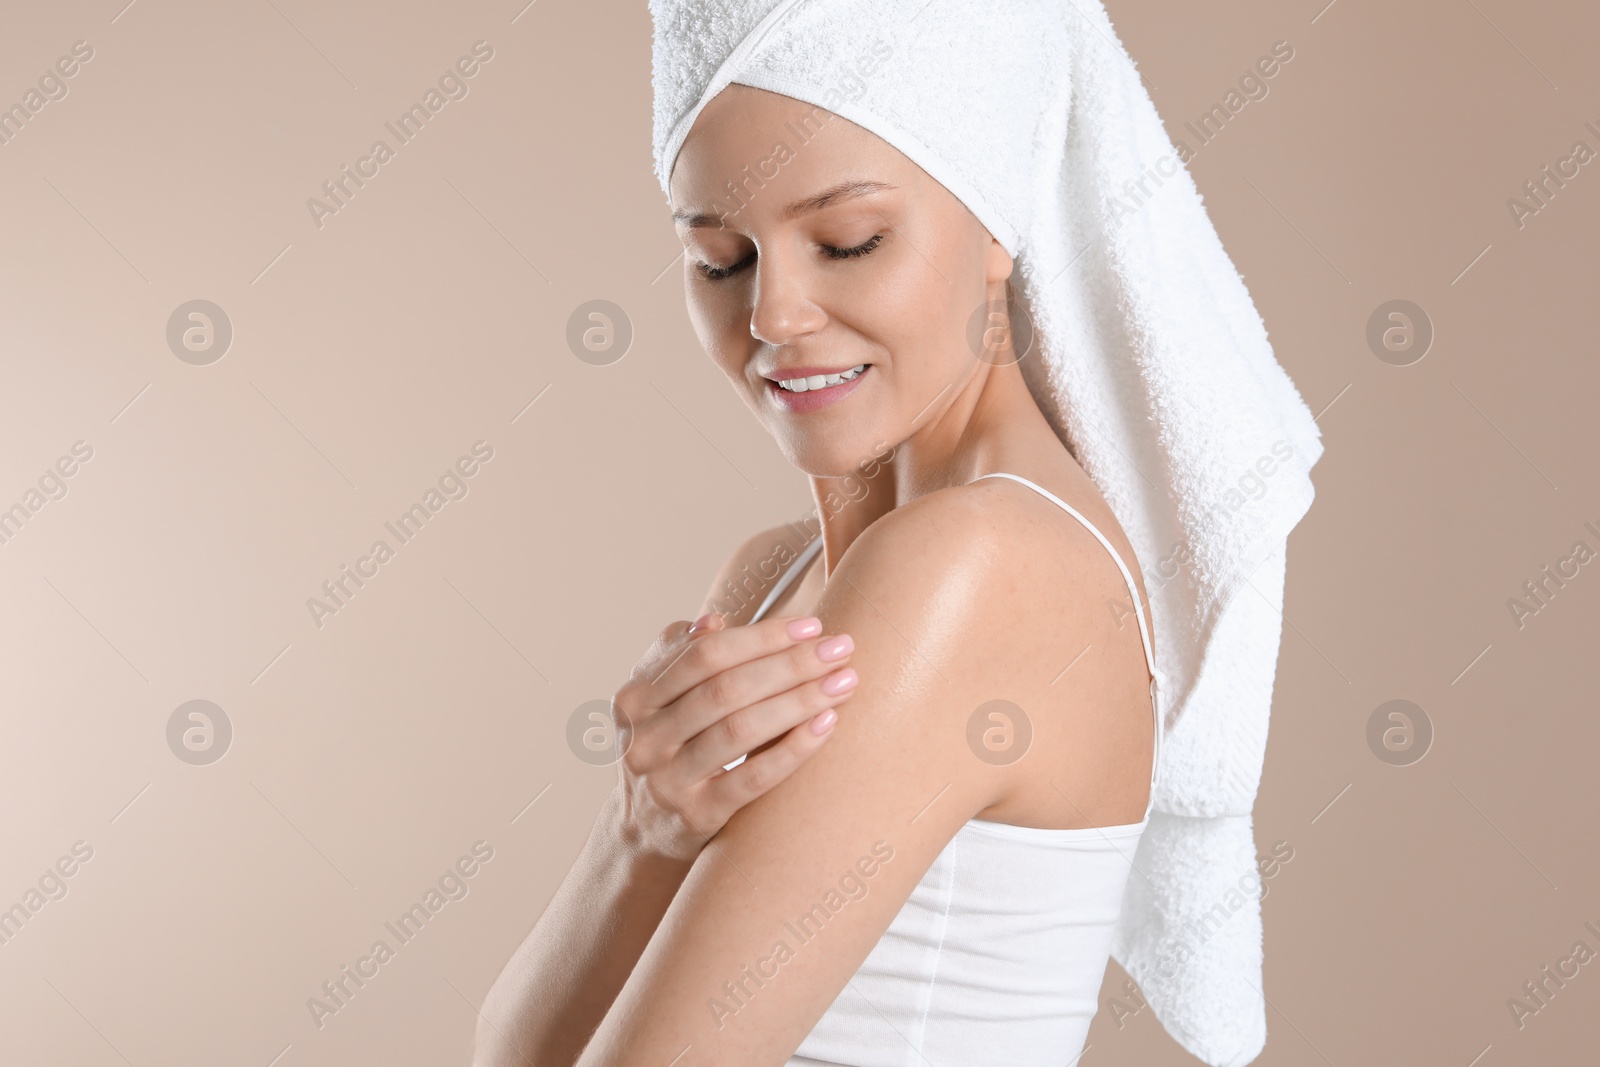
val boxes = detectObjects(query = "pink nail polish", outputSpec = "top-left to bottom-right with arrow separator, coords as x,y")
816,634 -> 853,661
810,709 -> 837,735
819,667 -> 857,696
787,617 -> 822,639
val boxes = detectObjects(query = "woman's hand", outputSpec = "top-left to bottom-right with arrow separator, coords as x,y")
608,612 -> 857,862
476,611 -> 851,1067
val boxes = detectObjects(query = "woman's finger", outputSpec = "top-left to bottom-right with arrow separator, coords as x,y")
677,664 -> 858,781
616,614 -> 725,729
624,617 -> 699,692
701,704 -> 840,816
686,611 -> 725,637
640,613 -> 825,710
666,632 -> 854,748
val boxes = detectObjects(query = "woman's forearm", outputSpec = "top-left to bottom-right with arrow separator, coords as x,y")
475,788 -> 695,1067
473,610 -> 844,1064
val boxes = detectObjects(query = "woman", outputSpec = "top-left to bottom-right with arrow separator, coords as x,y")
478,2 -> 1321,1065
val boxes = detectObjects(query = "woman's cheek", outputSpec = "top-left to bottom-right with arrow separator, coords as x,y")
685,290 -> 730,352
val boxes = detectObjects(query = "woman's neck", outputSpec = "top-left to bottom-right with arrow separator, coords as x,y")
806,354 -> 1064,579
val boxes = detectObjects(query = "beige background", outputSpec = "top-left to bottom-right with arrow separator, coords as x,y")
1,0 -> 1596,1064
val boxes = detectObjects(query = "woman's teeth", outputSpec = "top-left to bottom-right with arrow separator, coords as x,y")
775,365 -> 867,392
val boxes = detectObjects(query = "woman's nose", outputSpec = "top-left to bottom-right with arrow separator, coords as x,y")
748,252 -> 826,345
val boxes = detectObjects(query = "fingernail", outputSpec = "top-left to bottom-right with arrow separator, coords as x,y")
688,613 -> 716,635
786,616 -> 822,640
816,634 -> 853,662
819,667 -> 857,696
810,708 -> 838,735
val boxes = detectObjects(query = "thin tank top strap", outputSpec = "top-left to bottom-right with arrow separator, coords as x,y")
969,471 -> 1163,804
747,534 -> 824,624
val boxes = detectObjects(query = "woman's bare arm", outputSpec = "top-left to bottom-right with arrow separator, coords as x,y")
567,486 -> 1124,1067
474,532 -> 852,1067
474,788 -> 695,1067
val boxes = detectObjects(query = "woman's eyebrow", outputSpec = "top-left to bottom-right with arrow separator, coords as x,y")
671,207 -> 728,229
780,179 -> 895,220
671,179 -> 895,228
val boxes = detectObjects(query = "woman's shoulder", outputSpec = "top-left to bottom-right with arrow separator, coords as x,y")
697,520 -> 817,624
826,475 -> 1126,665
843,470 -> 1131,595
823,476 -> 1155,828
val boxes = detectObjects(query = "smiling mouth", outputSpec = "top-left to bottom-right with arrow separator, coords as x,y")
768,364 -> 869,392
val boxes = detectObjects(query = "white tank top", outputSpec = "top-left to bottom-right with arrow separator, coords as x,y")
734,472 -> 1161,1066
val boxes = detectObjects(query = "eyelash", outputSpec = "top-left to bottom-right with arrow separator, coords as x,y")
696,233 -> 885,281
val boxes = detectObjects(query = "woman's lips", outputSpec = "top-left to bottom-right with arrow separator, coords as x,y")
765,364 -> 871,413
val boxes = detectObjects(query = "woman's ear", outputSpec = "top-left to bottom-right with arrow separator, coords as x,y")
986,236 -> 1014,285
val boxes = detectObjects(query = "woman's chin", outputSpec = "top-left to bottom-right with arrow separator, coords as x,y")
775,434 -> 892,480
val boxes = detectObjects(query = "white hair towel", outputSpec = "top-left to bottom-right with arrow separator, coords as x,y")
650,2 -> 1324,1062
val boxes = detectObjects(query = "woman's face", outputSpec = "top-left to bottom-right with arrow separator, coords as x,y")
669,84 -> 1012,477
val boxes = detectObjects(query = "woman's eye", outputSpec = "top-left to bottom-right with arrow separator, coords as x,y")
820,233 -> 884,260
694,233 -> 885,281
696,250 -> 755,280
